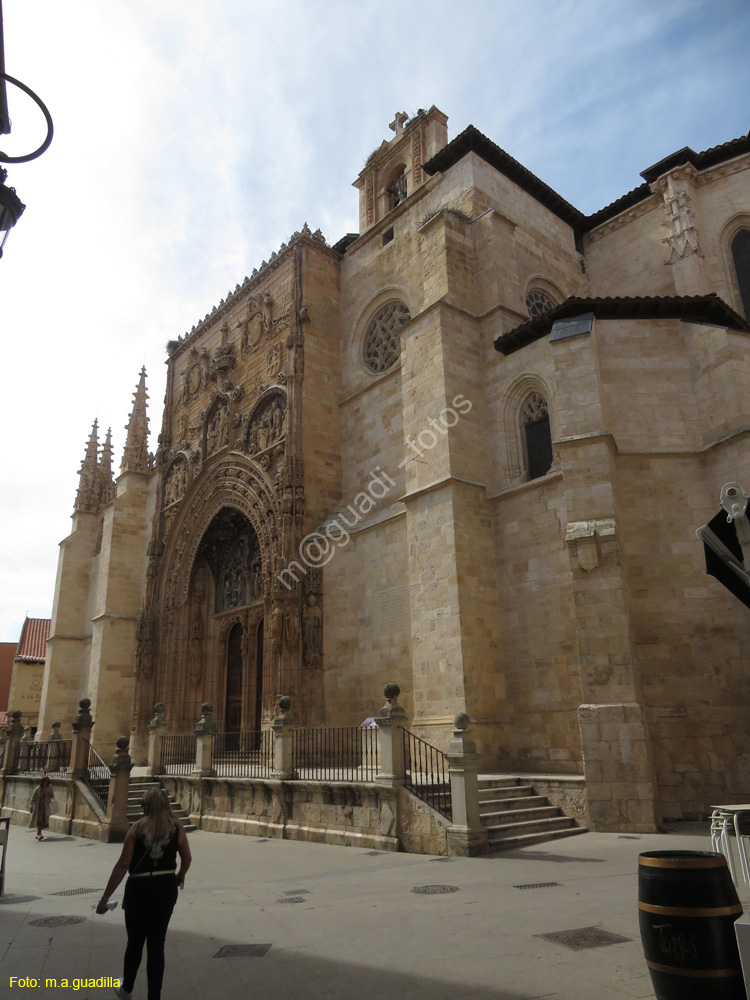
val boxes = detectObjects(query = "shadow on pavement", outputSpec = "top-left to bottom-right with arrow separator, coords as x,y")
7,918 -> 554,1000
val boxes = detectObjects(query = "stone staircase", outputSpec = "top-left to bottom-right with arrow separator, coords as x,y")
127,777 -> 196,832
479,776 -> 585,851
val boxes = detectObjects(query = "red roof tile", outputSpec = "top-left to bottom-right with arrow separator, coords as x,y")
16,617 -> 51,662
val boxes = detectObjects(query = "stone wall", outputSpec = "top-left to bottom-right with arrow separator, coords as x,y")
0,775 -> 103,840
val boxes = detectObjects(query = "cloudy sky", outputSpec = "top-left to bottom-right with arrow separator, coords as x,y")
0,0 -> 748,642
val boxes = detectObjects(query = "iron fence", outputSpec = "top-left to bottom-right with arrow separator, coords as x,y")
82,740 -> 110,812
212,730 -> 273,778
403,729 -> 452,820
0,739 -> 5,768
16,739 -> 72,775
161,733 -> 197,775
293,726 -> 379,782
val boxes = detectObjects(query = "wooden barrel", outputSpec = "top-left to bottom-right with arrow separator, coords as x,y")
638,850 -> 746,999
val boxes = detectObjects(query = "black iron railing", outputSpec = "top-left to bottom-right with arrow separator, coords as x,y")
82,740 -> 110,812
160,733 -> 197,775
213,730 -> 273,778
292,726 -> 378,782
403,729 -> 452,821
17,739 -> 72,775
0,739 -> 5,768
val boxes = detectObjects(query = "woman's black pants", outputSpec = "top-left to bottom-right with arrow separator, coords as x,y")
122,875 -> 178,1000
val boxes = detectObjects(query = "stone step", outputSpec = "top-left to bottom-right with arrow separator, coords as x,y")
477,777 -> 522,790
478,793 -> 538,810
487,825 -> 588,852
486,815 -> 578,841
480,805 -> 560,826
478,784 -> 535,801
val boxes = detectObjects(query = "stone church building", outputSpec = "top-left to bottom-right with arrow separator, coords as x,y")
36,107 -> 750,831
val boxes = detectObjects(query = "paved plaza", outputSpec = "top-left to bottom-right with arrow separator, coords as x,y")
1,820 -> 745,1000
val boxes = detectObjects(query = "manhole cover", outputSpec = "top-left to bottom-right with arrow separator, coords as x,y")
411,885 -> 460,895
214,944 -> 271,958
513,882 -> 560,890
29,916 -> 87,928
537,926 -> 632,951
48,888 -> 102,897
364,851 -> 384,856
283,889 -> 310,896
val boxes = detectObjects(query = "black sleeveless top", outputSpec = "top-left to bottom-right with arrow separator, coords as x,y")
128,824 -> 179,875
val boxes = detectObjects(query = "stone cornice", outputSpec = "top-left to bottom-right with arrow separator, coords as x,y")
168,226 -> 338,363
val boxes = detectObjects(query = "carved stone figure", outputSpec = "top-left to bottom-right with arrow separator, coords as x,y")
284,605 -> 300,648
304,594 -> 322,654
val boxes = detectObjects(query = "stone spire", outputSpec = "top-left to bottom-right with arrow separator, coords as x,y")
75,420 -> 100,512
96,427 -> 115,507
121,367 -> 150,474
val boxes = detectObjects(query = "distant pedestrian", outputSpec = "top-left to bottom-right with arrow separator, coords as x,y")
28,775 -> 53,841
96,788 -> 191,1000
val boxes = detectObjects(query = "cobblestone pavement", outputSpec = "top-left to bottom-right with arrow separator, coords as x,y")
1,820 -> 745,1000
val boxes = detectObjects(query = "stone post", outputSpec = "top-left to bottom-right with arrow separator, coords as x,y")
0,711 -> 24,776
68,698 -> 94,779
192,702 -> 217,777
272,696 -> 295,779
147,703 -> 168,777
445,713 -> 488,857
376,683 -> 407,786
18,725 -> 34,773
101,736 -> 133,843
47,722 -> 62,773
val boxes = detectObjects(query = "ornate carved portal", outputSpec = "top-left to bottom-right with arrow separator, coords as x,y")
135,452 -> 319,742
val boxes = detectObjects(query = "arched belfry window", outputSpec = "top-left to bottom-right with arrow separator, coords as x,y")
526,289 -> 556,318
732,228 -> 750,319
387,169 -> 407,210
521,392 -> 553,480
363,301 -> 411,374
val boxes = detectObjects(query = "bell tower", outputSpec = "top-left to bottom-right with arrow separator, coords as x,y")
353,106 -> 448,233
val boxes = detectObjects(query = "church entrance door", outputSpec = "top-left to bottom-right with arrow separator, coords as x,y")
254,619 -> 264,736
225,623 -> 243,750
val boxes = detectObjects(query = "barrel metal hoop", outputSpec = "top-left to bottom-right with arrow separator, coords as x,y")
639,856 -> 728,869
646,959 -> 743,979
639,900 -> 743,918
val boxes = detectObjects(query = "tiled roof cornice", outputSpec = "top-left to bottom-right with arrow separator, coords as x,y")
494,294 -> 750,356
423,126 -> 750,237
16,617 -> 51,660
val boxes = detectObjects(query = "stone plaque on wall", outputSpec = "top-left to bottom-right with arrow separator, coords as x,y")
375,585 -> 409,636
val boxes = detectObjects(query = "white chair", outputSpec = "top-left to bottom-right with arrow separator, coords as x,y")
711,808 -> 739,883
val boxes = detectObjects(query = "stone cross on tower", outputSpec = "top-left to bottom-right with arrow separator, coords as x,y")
389,111 -> 409,135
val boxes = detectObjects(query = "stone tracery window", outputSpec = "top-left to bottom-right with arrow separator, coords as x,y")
526,289 -> 556,318
732,228 -> 750,319
363,301 -> 411,374
521,392 -> 553,481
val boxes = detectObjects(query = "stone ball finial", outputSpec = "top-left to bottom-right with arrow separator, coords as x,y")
201,702 -> 214,715
79,698 -> 91,711
52,721 -> 61,730
278,695 -> 292,712
11,710 -> 22,721
384,683 -> 400,701
116,736 -> 129,750
154,702 -> 165,715
453,712 -> 470,731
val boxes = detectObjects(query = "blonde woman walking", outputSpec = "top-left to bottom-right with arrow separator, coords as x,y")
97,788 -> 191,1000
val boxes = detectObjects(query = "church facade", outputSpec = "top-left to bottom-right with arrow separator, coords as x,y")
36,108 -> 750,831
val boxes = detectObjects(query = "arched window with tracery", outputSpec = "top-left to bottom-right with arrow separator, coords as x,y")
521,392 -> 553,480
526,289 -> 556,318
363,301 -> 411,374
732,228 -> 750,319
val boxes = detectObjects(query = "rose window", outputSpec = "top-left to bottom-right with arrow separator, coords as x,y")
525,289 -> 556,318
363,301 -> 411,374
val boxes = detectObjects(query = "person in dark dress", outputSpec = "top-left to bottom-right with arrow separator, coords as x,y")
97,788 -> 191,1000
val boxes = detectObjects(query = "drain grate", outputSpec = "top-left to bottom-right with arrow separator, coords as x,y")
214,944 -> 272,958
29,916 -> 87,928
411,885 -> 460,895
513,882 -> 560,890
276,896 -> 306,904
283,889 -> 310,896
49,887 -> 102,897
537,926 -> 632,951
